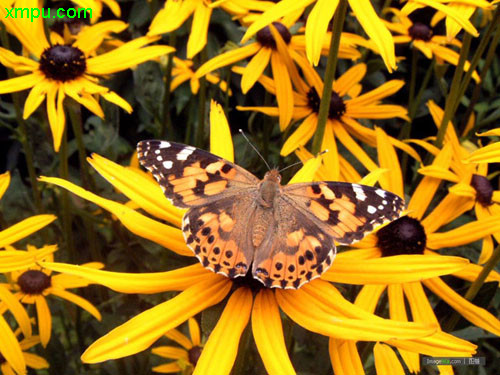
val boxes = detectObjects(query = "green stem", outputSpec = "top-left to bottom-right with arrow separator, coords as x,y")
444,244 -> 500,332
68,103 -> 93,190
434,31 -> 472,149
311,0 -> 348,154
460,9 -> 500,134
408,47 -> 418,114
59,129 -> 75,262
161,33 -> 176,139
195,49 -> 208,148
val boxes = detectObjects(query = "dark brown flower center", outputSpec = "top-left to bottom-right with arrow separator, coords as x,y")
376,216 -> 427,256
17,270 -> 51,295
307,87 -> 346,120
408,22 -> 433,41
188,346 -> 202,366
256,22 -> 291,49
471,174 -> 493,206
39,45 -> 86,82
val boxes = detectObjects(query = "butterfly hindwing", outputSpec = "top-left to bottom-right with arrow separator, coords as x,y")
137,140 -> 259,208
283,182 -> 404,244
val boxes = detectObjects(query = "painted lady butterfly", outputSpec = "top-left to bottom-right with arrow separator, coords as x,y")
137,140 -> 404,289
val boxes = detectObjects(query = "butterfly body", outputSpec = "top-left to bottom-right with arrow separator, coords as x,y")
137,140 -> 404,289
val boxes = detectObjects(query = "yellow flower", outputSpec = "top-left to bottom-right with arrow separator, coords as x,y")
0,329 -> 48,375
464,128 -> 500,164
240,0 -> 397,71
385,8 -> 480,81
325,128 -> 500,374
169,57 -> 231,95
195,22 -> 360,130
0,0 -> 174,151
401,0 -> 492,39
39,102 -> 438,374
237,59 -> 417,175
152,318 -> 202,374
2,246 -> 103,347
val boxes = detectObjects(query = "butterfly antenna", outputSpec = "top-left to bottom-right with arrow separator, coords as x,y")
278,149 -> 329,174
239,129 -> 272,171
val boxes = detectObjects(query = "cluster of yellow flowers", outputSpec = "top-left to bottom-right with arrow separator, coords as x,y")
0,0 -> 499,374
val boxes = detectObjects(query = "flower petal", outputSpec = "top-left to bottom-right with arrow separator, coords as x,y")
39,177 -> 191,256
50,289 -> 101,321
270,51 -> 294,130
0,285 -> 31,338
0,315 -> 25,375
329,339 -> 364,375
151,346 -> 188,360
323,255 -> 468,284
0,215 -> 56,248
193,287 -> 252,375
0,73 -> 42,95
210,101 -> 234,162
376,127 -> 403,197
188,317 -> 201,347
81,277 -> 231,363
41,262 -> 214,293
35,295 -> 52,347
252,289 -> 295,375
187,2 -> 211,58
374,343 -> 405,375
305,0 -> 338,65
281,113 -> 317,156
164,328 -> 193,350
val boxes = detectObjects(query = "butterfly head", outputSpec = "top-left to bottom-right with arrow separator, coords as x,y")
263,169 -> 282,184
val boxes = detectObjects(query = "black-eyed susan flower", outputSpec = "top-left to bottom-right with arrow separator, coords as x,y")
0,1 -> 174,151
324,128 -> 500,373
237,59 -> 417,174
152,318 -> 202,374
2,246 -> 103,347
195,22 -> 360,130
39,102 -> 441,375
385,8 -> 480,81
240,0 -> 397,71
401,0 -> 492,39
0,329 -> 48,375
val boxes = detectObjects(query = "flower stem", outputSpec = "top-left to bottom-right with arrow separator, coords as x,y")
434,30 -> 472,149
59,129 -> 76,261
194,49 -> 208,148
444,244 -> 500,332
161,33 -> 176,139
311,0 -> 348,154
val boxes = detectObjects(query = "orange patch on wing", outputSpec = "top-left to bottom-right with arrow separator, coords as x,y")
204,180 -> 228,195
219,211 -> 235,232
286,229 -> 304,247
309,200 -> 330,221
205,161 -> 225,174
320,185 -> 336,199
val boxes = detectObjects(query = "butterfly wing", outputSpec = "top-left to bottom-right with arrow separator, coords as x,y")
137,140 -> 259,208
283,182 -> 404,244
182,190 -> 257,279
252,196 -> 336,289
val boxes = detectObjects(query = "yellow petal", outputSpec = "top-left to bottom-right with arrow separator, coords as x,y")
81,277 -> 231,363
329,339 -> 364,375
323,255 -> 469,284
164,329 -> 192,350
417,165 -> 459,182
88,154 -> 184,227
40,262 -> 213,294
73,20 -> 128,55
0,314 -> 26,375
0,285 -> 31,338
348,80 -> 405,106
376,127 -> 403,197
333,63 -> 366,96
388,331 -> 476,357
354,284 -> 386,313
305,0 -> 338,65
23,352 -> 49,369
270,51 -> 294,130
0,215 -> 56,248
50,289 -> 101,321
148,0 -> 196,35
209,101 -> 234,162
187,2 -> 211,58
39,177 -> 191,256
151,346 -> 188,360
23,80 -> 51,119
288,152 -> 322,184
0,246 -> 58,272
152,362 -> 183,373
374,343 -> 405,375
193,287 -> 252,375
35,296 -> 52,347
464,142 -> 500,164
280,113 -> 317,156
0,73 -> 42,95
423,278 -> 500,335
0,171 -> 10,200
421,193 -> 474,234
188,317 -> 201,347
252,289 -> 296,375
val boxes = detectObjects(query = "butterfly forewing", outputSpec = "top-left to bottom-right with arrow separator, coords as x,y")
137,140 -> 259,207
283,182 -> 404,245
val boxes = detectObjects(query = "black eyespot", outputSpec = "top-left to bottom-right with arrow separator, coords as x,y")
275,262 -> 283,270
225,250 -> 233,258
305,250 -> 314,260
288,265 -> 295,272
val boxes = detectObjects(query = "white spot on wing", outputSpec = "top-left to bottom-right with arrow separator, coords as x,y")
352,184 -> 367,201
156,155 -> 163,161
176,146 -> 195,161
378,205 -> 385,210
367,205 -> 377,214
159,141 -> 171,148
375,189 -> 386,198
155,149 -> 161,154
163,160 -> 173,169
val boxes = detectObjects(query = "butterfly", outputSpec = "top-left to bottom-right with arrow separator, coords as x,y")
137,140 -> 404,289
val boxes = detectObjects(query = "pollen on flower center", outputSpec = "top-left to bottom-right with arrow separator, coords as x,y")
188,346 -> 202,366
376,216 -> 427,256
470,174 -> 493,206
307,87 -> 346,120
408,22 -> 433,41
256,22 -> 291,49
39,45 -> 86,82
17,270 -> 52,295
